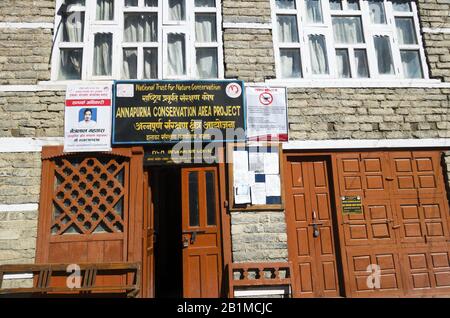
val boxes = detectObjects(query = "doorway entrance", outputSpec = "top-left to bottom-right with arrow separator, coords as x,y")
148,165 -> 224,298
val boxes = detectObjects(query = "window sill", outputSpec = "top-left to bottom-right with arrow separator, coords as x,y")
262,78 -> 450,88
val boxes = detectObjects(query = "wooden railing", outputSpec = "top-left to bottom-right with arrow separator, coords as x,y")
0,262 -> 141,298
229,262 -> 293,298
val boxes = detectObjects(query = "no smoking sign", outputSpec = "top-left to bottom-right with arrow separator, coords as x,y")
259,92 -> 273,106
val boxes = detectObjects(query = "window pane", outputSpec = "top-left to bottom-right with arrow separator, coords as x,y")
336,49 -> 350,78
125,0 -> 138,6
396,17 -> 417,45
369,1 -> 386,24
168,33 -> 186,76
145,0 -> 158,6
96,0 -> 114,21
329,0 -> 342,10
347,0 -> 360,10
306,0 -> 323,23
169,0 -> 186,21
309,34 -> 329,74
124,13 -> 158,42
122,48 -> 137,79
277,15 -> 299,43
332,16 -> 364,44
189,172 -> 199,227
62,12 -> 84,42
355,49 -> 369,78
196,48 -> 218,78
144,48 -> 158,79
93,33 -> 112,76
59,49 -> 82,80
280,49 -> 302,78
206,171 -> 216,226
401,50 -> 423,78
275,0 -> 296,9
392,0 -> 411,12
195,14 -> 217,42
374,36 -> 394,75
195,0 -> 215,7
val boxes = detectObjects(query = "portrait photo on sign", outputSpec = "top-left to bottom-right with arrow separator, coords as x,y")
78,108 -> 97,127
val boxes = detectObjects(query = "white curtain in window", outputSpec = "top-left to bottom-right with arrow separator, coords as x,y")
329,0 -> 342,10
125,0 -> 138,6
275,0 -> 295,9
401,50 -> 422,78
306,0 -> 323,23
122,49 -> 137,79
94,33 -> 112,76
169,0 -> 185,21
369,1 -> 386,24
392,1 -> 411,12
197,48 -> 217,78
396,18 -> 416,45
195,14 -> 216,42
195,0 -> 215,7
309,35 -> 329,74
59,49 -> 82,79
336,49 -> 350,78
125,14 -> 157,42
280,49 -> 301,78
374,36 -> 394,75
168,34 -> 186,76
355,49 -> 369,78
277,15 -> 299,43
144,49 -> 158,78
63,13 -> 84,42
96,0 -> 114,21
332,17 -> 363,44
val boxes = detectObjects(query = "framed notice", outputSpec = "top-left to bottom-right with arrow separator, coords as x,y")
246,86 -> 288,142
227,143 -> 284,211
64,84 -> 112,152
112,80 -> 245,145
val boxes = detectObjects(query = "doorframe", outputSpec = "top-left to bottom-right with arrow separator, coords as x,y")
283,151 -> 351,298
141,146 -> 231,298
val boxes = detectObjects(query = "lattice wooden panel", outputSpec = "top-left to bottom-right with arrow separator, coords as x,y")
50,156 -> 128,235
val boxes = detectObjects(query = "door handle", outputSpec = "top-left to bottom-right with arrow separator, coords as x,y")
182,230 -> 206,244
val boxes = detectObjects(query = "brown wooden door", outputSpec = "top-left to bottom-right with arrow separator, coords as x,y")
335,151 -> 450,297
181,167 -> 223,298
285,156 -> 341,297
142,170 -> 155,297
35,147 -> 145,292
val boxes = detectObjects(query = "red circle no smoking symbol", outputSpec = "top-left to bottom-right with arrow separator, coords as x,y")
259,92 -> 273,106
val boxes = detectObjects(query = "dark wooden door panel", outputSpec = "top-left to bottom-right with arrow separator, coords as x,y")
182,167 -> 223,298
285,156 -> 341,298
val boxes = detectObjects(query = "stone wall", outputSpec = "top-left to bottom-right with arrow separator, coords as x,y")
231,212 -> 288,262
0,91 -> 65,138
287,87 -> 450,140
0,0 -> 56,23
222,0 -> 271,24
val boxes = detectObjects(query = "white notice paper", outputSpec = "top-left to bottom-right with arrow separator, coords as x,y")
251,183 -> 267,205
266,175 -> 281,196
264,152 -> 279,174
233,150 -> 249,172
234,171 -> 255,186
234,185 -> 251,204
249,152 -> 264,173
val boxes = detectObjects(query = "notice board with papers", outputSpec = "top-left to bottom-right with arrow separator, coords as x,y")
228,143 -> 284,211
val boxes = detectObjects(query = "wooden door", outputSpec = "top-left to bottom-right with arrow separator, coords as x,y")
181,167 -> 223,298
284,156 -> 341,297
142,171 -> 155,297
35,147 -> 145,292
335,151 -> 450,297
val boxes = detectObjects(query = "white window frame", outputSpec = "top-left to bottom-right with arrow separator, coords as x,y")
51,0 -> 224,81
271,0 -> 429,81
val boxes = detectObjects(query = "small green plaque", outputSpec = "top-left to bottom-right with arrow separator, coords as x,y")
342,196 -> 363,214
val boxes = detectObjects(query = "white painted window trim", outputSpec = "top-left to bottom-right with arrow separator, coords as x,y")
51,0 -> 224,81
271,0 -> 429,81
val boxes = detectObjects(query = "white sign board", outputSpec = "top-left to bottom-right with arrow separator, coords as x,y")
246,86 -> 288,141
64,85 -> 112,152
